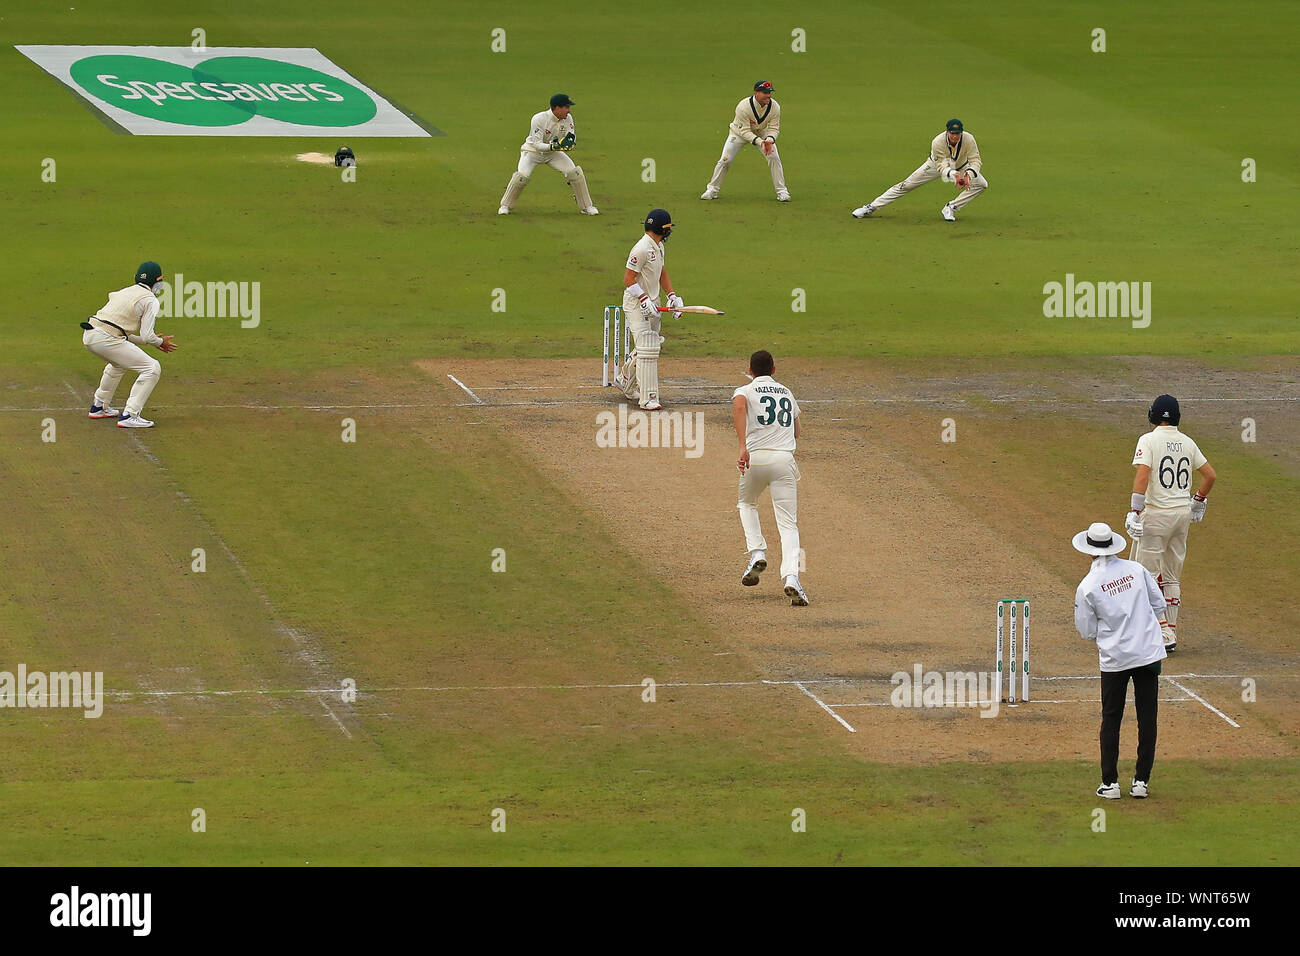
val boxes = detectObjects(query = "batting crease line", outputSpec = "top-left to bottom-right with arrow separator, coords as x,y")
794,681 -> 857,733
446,373 -> 484,405
1162,677 -> 1242,727
828,697 -> 1193,707
98,673 -> 1260,699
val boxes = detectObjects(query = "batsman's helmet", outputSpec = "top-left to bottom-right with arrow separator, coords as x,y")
135,261 -> 163,287
1148,394 -> 1180,426
335,145 -> 356,167
644,208 -> 673,239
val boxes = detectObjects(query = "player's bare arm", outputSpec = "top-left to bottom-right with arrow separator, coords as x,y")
1196,461 -> 1216,496
794,415 -> 801,439
732,395 -> 750,473
1132,464 -> 1151,494
660,266 -> 673,298
623,268 -> 639,289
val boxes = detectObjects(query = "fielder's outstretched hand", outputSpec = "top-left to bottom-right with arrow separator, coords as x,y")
159,335 -> 178,353
955,172 -> 971,189
761,140 -> 775,156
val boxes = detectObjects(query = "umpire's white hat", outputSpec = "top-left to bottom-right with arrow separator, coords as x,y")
1072,521 -> 1128,556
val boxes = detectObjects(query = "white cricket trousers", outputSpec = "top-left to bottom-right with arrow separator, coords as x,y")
738,449 -> 802,578
871,160 -> 989,211
516,149 -> 577,178
706,135 -> 787,194
82,328 -> 161,415
1133,504 -> 1191,627
620,291 -> 662,406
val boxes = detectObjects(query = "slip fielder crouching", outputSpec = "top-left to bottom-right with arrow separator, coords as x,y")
79,261 -> 178,429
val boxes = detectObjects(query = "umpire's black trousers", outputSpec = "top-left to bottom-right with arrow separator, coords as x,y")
1099,661 -> 1161,784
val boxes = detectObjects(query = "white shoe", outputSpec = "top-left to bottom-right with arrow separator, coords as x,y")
497,205 -> 510,215
1096,782 -> 1121,800
784,575 -> 809,607
741,551 -> 767,587
700,187 -> 719,200
117,412 -> 154,428
88,403 -> 120,419
639,399 -> 662,411
941,204 -> 956,222
1161,623 -> 1177,653
582,205 -> 599,215
1130,779 -> 1149,799
851,204 -> 875,219
776,190 -> 790,202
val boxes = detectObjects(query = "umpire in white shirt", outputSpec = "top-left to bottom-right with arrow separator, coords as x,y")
1072,521 -> 1167,801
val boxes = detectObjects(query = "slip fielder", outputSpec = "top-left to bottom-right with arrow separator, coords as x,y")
1123,395 -> 1216,653
700,81 -> 789,202
79,261 -> 178,429
853,118 -> 988,221
616,209 -> 684,411
498,93 -> 598,216
734,350 -> 808,607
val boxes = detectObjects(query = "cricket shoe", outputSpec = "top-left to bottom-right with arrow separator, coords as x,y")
117,412 -> 154,428
497,205 -> 510,215
941,204 -> 956,222
699,187 -> 719,200
581,206 -> 600,215
784,575 -> 810,607
851,204 -> 875,219
741,551 -> 767,587
776,190 -> 791,202
1161,623 -> 1177,653
88,403 -> 120,419
1096,782 -> 1121,800
1130,779 -> 1149,799
639,399 -> 662,411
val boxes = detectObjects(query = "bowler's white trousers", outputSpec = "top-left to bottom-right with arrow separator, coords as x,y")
738,449 -> 802,578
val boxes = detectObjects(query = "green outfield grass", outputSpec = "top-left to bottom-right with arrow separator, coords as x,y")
1,0 -> 1297,866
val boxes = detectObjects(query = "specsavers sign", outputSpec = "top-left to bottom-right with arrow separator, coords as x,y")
16,45 -> 434,136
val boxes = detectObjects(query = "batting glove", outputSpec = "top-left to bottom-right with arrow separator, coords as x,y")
1190,494 -> 1208,522
666,292 -> 684,319
638,295 -> 657,321
1124,510 -> 1143,538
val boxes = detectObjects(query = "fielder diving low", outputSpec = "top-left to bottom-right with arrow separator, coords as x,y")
733,350 -> 808,607
1124,394 -> 1216,653
498,93 -> 597,216
701,81 -> 789,202
617,209 -> 684,411
79,261 -> 178,429
853,118 -> 987,221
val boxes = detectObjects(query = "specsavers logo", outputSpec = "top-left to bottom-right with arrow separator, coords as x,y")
70,54 -> 377,127
16,46 -> 435,137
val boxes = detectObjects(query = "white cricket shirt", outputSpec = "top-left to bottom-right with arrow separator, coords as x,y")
1132,426 -> 1208,509
1074,555 -> 1168,672
520,109 -> 576,154
625,234 -> 666,300
734,375 -> 800,452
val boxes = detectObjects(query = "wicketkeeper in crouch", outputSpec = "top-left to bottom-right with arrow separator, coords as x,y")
617,209 -> 683,411
853,118 -> 987,221
79,261 -> 178,429
701,81 -> 789,202
498,93 -> 598,215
